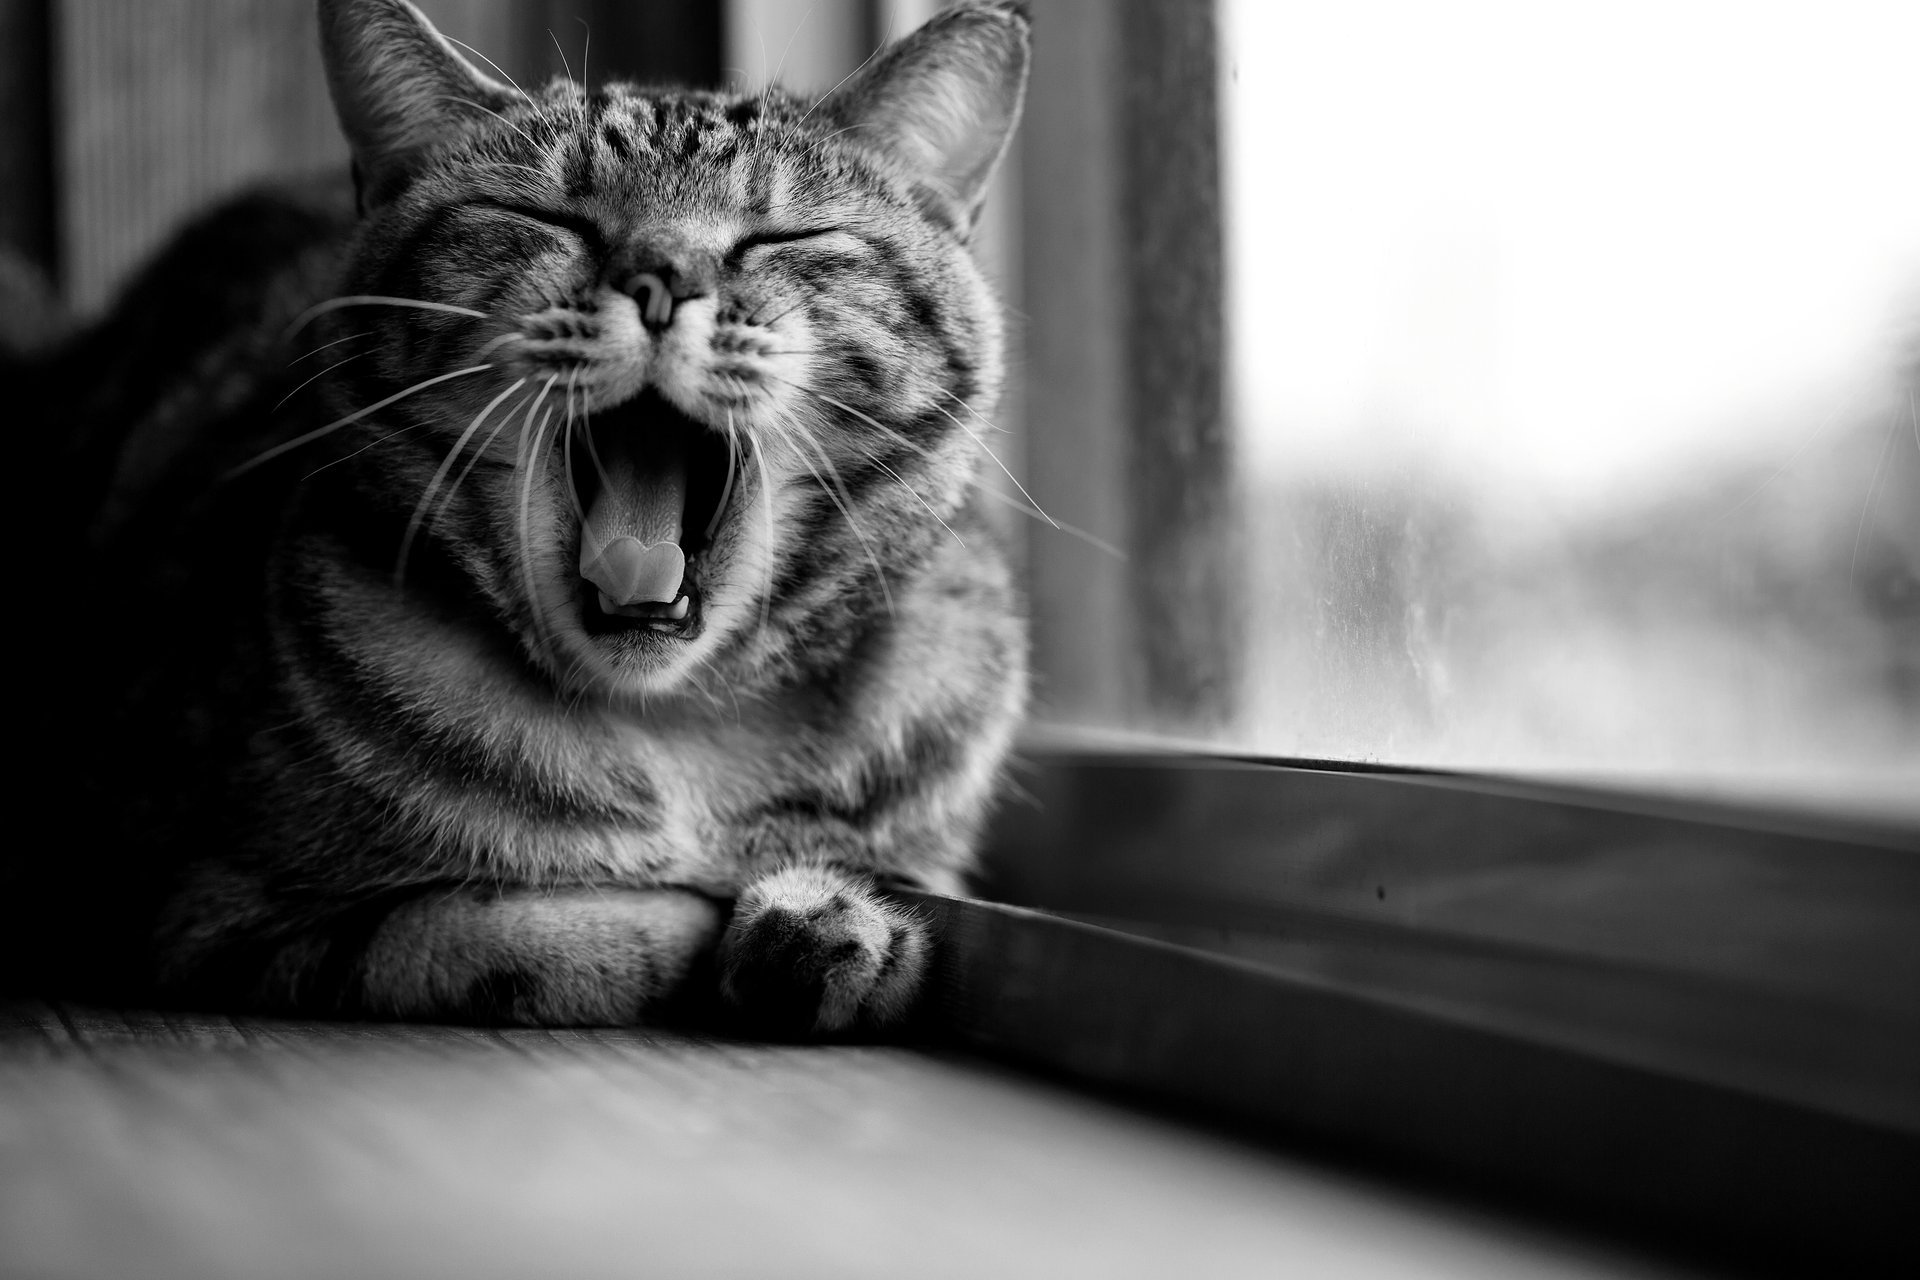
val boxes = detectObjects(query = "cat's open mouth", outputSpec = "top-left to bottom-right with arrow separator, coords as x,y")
573,390 -> 737,635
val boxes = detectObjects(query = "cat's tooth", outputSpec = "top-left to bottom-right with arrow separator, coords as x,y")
668,595 -> 690,620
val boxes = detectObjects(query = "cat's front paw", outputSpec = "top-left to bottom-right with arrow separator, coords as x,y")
718,866 -> 928,1034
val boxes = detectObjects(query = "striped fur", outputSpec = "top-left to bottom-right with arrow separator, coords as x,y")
6,0 -> 1029,1032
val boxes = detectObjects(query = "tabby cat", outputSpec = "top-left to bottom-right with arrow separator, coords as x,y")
3,0 -> 1029,1032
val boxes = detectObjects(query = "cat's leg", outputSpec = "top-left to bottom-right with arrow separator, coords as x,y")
238,886 -> 724,1025
717,863 -> 929,1034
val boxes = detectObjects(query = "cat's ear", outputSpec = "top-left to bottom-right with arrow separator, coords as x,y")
824,1 -> 1030,233
317,0 -> 516,206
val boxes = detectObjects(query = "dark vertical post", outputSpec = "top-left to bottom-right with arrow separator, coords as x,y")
0,0 -> 58,280
1022,0 -> 1240,734
1021,0 -> 1130,727
1117,0 -> 1239,728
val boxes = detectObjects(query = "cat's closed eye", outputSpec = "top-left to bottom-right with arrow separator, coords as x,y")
729,226 -> 846,262
472,202 -> 606,255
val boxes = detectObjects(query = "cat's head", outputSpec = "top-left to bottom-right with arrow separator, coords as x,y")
311,0 -> 1027,701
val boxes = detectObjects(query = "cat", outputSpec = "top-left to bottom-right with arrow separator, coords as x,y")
2,0 -> 1030,1034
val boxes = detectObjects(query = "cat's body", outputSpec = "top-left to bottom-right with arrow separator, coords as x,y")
4,0 -> 1029,1031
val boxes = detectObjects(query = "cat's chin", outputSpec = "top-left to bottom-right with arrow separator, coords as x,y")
538,564 -> 742,703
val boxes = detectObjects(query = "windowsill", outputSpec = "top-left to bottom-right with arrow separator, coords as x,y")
909,742 -> 1920,1273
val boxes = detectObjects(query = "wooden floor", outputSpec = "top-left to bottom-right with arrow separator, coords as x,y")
2,1003 -> 1695,1279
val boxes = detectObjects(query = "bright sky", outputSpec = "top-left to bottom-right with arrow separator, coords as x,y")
1224,0 -> 1920,497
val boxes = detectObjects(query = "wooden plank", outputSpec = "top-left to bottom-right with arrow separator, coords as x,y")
0,1000 -> 1682,1279
908,894 -> 1920,1273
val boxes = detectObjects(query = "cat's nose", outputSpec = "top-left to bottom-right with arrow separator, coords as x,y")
619,252 -> 716,332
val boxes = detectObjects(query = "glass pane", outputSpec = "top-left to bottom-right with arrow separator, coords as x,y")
1222,0 -> 1919,813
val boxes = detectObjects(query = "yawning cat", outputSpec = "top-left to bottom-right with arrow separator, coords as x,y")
5,0 -> 1029,1032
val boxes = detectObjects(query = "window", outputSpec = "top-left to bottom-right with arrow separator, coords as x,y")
1208,2 -> 1919,814
1009,0 -> 1919,821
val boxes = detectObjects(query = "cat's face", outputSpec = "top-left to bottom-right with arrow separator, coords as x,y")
313,0 -> 1027,702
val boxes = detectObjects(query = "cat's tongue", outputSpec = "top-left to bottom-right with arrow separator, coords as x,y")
578,423 -> 688,607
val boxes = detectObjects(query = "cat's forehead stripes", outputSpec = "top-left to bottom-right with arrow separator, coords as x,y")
435,84 -> 898,230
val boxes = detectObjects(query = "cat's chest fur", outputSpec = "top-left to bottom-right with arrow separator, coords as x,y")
279,514 -> 1004,897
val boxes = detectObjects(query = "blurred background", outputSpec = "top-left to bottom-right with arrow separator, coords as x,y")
1222,0 -> 1920,814
1,0 -> 1913,816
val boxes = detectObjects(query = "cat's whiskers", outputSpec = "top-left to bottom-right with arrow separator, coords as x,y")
798,121 -> 882,162
224,363 -> 495,479
434,94 -> 546,154
560,370 -> 589,524
442,34 -> 536,107
558,648 -> 606,713
548,29 -> 593,126
287,330 -> 368,365
466,159 -> 553,184
577,384 -> 617,496
396,376 -> 530,588
759,382 -> 956,545
852,440 -> 966,549
690,648 -> 748,723
673,658 -> 728,715
712,411 -> 743,544
926,392 -> 1055,527
284,295 -> 491,340
274,349 -> 373,412
936,385 -> 1011,434
973,485 -> 1125,560
747,408 -> 778,640
759,373 -> 931,461
301,420 -> 431,481
762,407 -> 895,617
430,384 -> 536,531
759,16 -> 806,144
792,32 -> 892,134
472,331 -> 529,364
514,383 -> 562,665
775,375 -> 1106,554
746,296 -> 809,329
